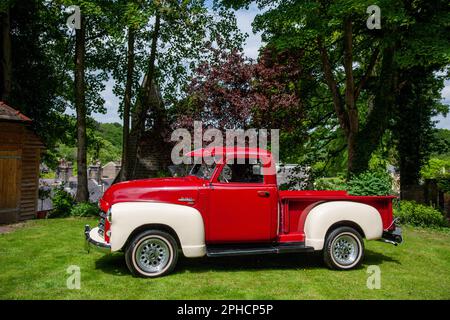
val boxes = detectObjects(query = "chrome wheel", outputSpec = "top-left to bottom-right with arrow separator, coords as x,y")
135,237 -> 170,273
331,234 -> 359,266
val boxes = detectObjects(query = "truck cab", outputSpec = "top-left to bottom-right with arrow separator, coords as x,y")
85,147 -> 402,277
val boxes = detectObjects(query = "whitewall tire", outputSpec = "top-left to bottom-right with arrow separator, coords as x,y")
125,230 -> 178,278
323,226 -> 364,270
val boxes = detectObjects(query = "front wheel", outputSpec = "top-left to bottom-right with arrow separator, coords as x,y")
323,226 -> 364,270
125,230 -> 179,278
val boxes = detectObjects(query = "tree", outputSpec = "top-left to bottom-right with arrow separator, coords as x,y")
220,0 -> 450,175
0,0 -> 75,159
74,13 -> 88,201
0,2 -> 12,102
178,45 -> 313,166
58,0 -> 116,200
393,67 -> 448,192
120,25 -> 135,180
180,46 -> 255,130
107,0 -> 245,180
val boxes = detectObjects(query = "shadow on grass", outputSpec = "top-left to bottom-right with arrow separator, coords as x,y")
94,249 -> 400,276
364,249 -> 401,266
95,253 -> 129,276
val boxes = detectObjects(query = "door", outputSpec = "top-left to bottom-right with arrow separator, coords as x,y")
0,150 -> 21,223
208,157 -> 277,243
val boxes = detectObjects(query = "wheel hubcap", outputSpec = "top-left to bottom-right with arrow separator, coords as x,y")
332,234 -> 359,266
136,238 -> 170,273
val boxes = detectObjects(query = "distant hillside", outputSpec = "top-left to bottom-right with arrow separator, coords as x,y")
99,122 -> 123,149
93,122 -> 123,164
50,121 -> 123,169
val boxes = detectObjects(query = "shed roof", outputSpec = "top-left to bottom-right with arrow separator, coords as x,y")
0,101 -> 32,122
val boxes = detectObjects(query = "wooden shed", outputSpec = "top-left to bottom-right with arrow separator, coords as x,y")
0,101 -> 44,224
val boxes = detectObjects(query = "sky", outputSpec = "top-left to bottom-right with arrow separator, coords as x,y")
87,5 -> 450,130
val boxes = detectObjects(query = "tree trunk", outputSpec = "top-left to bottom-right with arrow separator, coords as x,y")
342,18 -> 359,175
351,46 -> 397,175
395,67 -> 435,194
120,27 -> 135,181
126,12 -> 161,180
1,8 -> 12,103
75,16 -> 88,202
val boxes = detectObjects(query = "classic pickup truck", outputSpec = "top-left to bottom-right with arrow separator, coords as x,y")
85,147 -> 402,277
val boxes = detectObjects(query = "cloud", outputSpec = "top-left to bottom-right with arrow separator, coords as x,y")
433,79 -> 450,129
234,4 -> 264,59
441,79 -> 450,103
92,78 -> 120,123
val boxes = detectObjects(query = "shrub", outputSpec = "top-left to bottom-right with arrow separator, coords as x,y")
437,177 -> 450,194
394,200 -> 448,228
70,202 -> 99,217
346,170 -> 393,196
50,187 -> 75,218
314,177 -> 346,191
421,158 -> 450,180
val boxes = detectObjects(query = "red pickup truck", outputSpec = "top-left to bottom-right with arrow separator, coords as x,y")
85,147 -> 402,277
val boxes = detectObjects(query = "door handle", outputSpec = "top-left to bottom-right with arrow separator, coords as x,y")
257,191 -> 270,198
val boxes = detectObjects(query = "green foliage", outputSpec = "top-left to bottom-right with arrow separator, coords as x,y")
422,156 -> 450,194
99,123 -> 123,147
6,1 -> 74,152
155,169 -> 171,178
437,178 -> 450,194
39,171 -> 55,179
346,170 -> 394,196
431,129 -> 450,159
314,177 -> 346,191
394,201 -> 448,228
219,0 -> 449,178
421,158 -> 450,180
53,120 -> 123,166
49,187 -> 75,218
70,202 -> 99,217
314,170 -> 395,196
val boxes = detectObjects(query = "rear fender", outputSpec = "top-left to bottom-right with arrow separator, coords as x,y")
109,202 -> 205,257
304,201 -> 383,250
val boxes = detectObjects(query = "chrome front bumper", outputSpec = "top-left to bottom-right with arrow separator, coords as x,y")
84,225 -> 111,253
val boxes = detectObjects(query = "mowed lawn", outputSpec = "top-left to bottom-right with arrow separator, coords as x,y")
0,218 -> 449,299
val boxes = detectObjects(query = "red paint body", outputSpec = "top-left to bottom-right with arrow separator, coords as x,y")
99,148 -> 395,244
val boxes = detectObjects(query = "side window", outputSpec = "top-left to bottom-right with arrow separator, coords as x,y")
218,159 -> 264,183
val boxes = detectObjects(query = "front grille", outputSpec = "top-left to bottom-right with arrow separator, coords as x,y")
98,212 -> 106,238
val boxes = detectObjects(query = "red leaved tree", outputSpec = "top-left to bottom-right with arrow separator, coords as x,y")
175,45 -> 305,132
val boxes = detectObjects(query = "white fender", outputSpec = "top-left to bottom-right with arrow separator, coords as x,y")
109,202 -> 206,257
304,201 -> 383,250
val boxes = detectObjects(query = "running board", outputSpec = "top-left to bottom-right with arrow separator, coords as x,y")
206,242 -> 315,257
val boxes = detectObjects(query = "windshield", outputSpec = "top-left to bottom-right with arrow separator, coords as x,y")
189,159 -> 216,180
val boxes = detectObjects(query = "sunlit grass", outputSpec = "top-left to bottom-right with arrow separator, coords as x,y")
0,218 -> 449,299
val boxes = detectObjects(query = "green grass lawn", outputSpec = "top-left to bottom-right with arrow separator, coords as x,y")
0,218 -> 449,299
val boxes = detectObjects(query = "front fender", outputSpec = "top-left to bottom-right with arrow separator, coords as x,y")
109,201 -> 205,257
304,201 -> 383,250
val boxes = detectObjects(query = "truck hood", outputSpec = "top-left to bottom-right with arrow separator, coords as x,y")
99,176 -> 205,211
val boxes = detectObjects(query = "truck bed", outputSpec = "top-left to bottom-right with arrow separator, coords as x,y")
277,190 -> 396,243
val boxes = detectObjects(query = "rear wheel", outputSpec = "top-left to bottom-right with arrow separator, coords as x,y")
323,226 -> 364,270
125,229 -> 178,277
